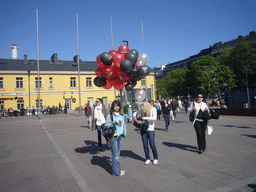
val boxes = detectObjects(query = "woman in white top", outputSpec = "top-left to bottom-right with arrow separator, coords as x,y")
192,93 -> 209,154
134,100 -> 158,165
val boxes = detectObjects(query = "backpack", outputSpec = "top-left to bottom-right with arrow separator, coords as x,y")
102,122 -> 116,139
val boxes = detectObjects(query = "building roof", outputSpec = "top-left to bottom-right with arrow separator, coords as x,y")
0,58 -> 98,73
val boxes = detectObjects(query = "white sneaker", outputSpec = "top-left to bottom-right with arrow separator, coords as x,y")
145,159 -> 151,165
120,170 -> 125,176
153,159 -> 158,165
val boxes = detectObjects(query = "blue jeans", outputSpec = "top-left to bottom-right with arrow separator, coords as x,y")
110,136 -> 122,176
141,131 -> 158,160
163,113 -> 170,130
173,110 -> 177,118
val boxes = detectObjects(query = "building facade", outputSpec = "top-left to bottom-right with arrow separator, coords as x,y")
0,53 -> 156,111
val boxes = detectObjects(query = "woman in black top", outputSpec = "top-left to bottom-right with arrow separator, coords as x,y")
162,99 -> 171,132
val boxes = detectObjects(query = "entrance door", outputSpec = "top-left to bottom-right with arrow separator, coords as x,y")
65,99 -> 71,109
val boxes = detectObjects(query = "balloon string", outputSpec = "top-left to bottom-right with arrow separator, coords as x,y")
110,17 -> 114,50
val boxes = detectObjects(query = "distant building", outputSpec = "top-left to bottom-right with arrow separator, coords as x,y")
156,31 -> 256,79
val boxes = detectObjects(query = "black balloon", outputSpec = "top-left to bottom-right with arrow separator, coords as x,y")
133,73 -> 143,81
100,52 -> 113,66
125,83 -> 133,91
126,53 -> 138,66
128,66 -> 138,76
120,59 -> 133,73
129,49 -> 139,57
94,77 -> 106,87
137,65 -> 151,77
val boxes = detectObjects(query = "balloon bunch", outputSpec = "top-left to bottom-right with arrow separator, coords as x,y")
94,44 -> 151,91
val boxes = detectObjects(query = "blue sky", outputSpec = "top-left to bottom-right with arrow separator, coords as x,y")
1,0 -> 255,68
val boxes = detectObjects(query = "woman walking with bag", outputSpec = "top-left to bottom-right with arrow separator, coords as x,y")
192,94 -> 209,154
133,100 -> 158,165
106,100 -> 127,176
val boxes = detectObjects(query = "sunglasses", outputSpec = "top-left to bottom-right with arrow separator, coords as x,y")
96,101 -> 99,103
197,96 -> 203,98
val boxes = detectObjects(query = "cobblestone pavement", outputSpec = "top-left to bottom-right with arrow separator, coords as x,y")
0,109 -> 256,192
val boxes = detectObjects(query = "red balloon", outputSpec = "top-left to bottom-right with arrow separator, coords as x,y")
95,67 -> 103,78
118,44 -> 130,55
123,73 -> 132,82
96,54 -> 105,68
114,83 -> 125,90
103,80 -> 112,89
109,50 -> 118,56
102,67 -> 116,80
112,53 -> 125,65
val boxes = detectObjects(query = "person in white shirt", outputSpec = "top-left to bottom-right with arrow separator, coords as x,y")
134,100 -> 158,165
94,98 -> 107,151
192,94 -> 209,154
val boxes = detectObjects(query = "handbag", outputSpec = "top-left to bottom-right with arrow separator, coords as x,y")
189,110 -> 195,122
210,109 -> 219,119
101,122 -> 116,139
207,125 -> 213,135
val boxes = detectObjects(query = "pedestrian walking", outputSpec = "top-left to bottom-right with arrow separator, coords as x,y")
93,98 -> 108,151
183,100 -> 190,114
133,100 -> 158,165
191,93 -> 209,154
106,100 -> 127,176
162,99 -> 171,132
85,103 -> 92,128
155,100 -> 162,120
171,98 -> 178,119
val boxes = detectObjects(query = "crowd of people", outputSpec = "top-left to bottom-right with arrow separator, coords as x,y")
84,95 -> 213,176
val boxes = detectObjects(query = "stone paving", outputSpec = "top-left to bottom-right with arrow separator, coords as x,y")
0,109 -> 256,192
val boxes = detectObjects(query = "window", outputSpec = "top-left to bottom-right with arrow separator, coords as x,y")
86,77 -> 92,87
17,100 -> 24,110
0,77 -> 3,89
36,99 -> 43,108
35,77 -> 42,88
102,97 -> 108,106
49,77 -> 53,88
141,78 -> 146,86
87,97 -> 93,107
70,77 -> 76,88
16,77 -> 23,88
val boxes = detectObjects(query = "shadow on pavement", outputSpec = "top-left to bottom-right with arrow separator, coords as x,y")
91,155 -> 112,175
74,140 -> 109,154
223,125 -> 252,129
241,134 -> 256,139
247,184 -> 256,191
120,150 -> 145,161
163,142 -> 198,153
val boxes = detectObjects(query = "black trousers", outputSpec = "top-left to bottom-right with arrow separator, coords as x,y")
194,120 -> 207,151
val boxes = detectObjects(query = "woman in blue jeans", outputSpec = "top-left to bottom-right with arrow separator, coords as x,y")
134,100 -> 158,165
106,100 -> 127,176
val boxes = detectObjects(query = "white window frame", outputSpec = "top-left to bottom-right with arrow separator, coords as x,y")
86,77 -> 92,88
87,97 -> 93,107
35,77 -> 42,88
49,77 -> 53,88
70,77 -> 76,88
17,100 -> 24,110
141,78 -> 146,86
36,99 -> 43,108
16,77 -> 23,88
0,77 -> 3,89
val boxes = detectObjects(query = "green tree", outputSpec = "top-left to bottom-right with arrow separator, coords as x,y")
222,41 -> 256,86
156,68 -> 189,97
190,55 -> 235,99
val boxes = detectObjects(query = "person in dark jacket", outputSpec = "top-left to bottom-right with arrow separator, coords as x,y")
183,100 -> 190,114
162,99 -> 171,132
171,98 -> 178,119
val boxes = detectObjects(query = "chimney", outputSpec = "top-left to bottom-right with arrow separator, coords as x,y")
24,54 -> 28,65
51,53 -> 58,63
10,44 -> 19,59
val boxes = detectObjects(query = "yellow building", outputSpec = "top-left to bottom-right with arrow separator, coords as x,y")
0,53 -> 156,111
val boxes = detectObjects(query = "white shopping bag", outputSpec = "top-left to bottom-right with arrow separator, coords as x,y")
207,125 -> 213,135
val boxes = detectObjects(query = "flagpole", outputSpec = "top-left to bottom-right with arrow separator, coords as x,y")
110,17 -> 116,100
141,21 -> 147,101
76,13 -> 82,117
36,9 -> 41,117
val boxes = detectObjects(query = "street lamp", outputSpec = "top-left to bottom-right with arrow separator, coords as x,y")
122,40 -> 129,47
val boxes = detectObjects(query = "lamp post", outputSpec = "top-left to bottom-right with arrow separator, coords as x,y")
122,40 -> 129,47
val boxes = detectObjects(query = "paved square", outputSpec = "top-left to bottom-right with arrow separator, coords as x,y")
0,109 -> 255,192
